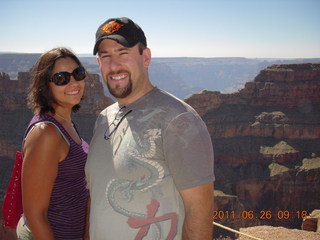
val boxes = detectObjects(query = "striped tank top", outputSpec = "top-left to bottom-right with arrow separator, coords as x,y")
25,114 -> 89,239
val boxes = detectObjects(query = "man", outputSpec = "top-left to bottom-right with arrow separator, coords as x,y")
85,17 -> 215,240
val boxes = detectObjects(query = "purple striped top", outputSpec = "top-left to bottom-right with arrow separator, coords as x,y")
25,114 -> 89,239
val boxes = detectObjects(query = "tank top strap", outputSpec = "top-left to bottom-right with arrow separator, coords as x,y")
24,114 -> 75,146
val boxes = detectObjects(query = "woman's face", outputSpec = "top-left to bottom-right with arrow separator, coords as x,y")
49,57 -> 85,110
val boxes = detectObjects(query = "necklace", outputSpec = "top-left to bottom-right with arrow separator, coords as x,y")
55,112 -> 72,122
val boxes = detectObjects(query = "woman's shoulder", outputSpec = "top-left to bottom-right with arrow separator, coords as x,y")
26,121 -> 66,147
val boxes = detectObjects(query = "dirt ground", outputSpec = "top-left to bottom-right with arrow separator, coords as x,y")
238,225 -> 320,240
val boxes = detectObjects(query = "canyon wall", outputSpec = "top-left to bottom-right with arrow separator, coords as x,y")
185,63 -> 320,235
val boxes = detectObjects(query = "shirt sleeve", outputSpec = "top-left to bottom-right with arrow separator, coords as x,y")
163,111 -> 215,191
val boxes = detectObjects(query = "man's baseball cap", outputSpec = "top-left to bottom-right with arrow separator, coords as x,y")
93,17 -> 147,55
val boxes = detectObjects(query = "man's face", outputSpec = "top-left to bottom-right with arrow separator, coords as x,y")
97,39 -> 151,105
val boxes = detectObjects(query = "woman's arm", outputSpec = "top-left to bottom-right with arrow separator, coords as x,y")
22,123 -> 68,240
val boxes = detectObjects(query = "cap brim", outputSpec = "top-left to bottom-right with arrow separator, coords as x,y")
93,35 -> 131,55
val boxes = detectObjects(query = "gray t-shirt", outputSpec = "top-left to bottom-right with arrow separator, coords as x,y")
85,87 -> 214,240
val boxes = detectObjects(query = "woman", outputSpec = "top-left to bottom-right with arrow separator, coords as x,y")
16,47 -> 89,240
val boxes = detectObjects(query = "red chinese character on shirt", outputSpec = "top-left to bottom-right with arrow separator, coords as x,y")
127,199 -> 178,240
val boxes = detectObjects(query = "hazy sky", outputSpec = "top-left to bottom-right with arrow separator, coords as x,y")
1,0 -> 319,58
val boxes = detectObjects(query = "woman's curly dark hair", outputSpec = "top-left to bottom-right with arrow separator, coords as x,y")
28,47 -> 85,114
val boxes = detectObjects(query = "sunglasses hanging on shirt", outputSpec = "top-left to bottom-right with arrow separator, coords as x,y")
104,107 -> 132,140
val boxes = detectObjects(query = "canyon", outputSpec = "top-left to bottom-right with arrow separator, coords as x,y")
1,62 -> 320,239
184,63 -> 320,237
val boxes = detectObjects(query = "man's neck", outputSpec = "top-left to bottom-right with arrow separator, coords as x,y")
118,84 -> 154,106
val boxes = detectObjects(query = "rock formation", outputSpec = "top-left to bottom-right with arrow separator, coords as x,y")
185,63 -> 320,237
302,209 -> 320,232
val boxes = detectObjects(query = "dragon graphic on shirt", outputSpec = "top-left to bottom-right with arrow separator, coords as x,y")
105,129 -> 178,239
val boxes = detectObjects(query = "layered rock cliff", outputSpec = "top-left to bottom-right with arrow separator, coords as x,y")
185,63 -> 320,235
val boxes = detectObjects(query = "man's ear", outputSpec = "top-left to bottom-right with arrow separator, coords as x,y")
96,56 -> 101,66
143,48 -> 151,67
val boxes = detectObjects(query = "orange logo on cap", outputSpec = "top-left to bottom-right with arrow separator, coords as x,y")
101,21 -> 124,34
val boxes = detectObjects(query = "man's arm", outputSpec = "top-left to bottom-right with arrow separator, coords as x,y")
179,182 -> 214,240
